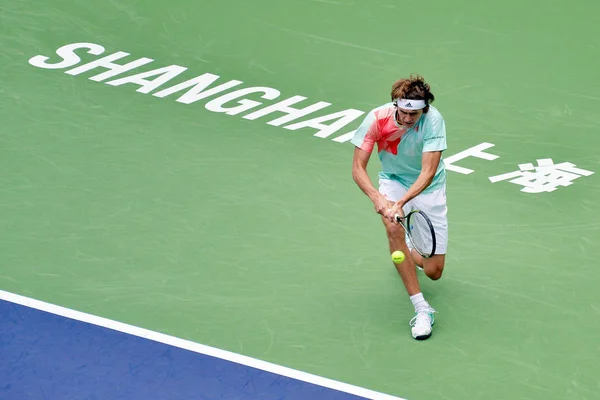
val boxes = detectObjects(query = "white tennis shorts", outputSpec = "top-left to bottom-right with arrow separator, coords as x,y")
379,178 -> 448,254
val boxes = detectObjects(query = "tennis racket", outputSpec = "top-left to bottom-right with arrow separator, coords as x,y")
394,210 -> 436,258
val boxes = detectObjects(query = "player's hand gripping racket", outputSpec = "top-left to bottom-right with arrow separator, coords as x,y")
394,210 -> 436,258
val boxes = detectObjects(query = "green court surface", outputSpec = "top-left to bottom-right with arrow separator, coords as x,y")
2,1 -> 600,399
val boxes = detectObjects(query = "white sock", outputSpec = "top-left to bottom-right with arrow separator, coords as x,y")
410,293 -> 430,312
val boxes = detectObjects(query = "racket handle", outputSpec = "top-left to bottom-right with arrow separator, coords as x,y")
394,214 -> 402,223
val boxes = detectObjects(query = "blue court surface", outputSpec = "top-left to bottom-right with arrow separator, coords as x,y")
0,291 -> 403,400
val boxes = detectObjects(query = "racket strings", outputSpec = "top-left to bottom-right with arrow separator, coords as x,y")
407,212 -> 435,255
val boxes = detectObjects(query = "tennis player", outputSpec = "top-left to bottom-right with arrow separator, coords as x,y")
350,75 -> 448,340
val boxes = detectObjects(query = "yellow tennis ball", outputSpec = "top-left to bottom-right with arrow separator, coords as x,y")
391,250 -> 405,264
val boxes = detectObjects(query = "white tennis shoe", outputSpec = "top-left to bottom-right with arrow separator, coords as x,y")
410,307 -> 436,340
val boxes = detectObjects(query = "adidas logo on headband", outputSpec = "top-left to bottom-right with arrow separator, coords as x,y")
395,98 -> 426,110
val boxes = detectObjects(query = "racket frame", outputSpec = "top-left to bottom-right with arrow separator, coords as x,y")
394,210 -> 437,259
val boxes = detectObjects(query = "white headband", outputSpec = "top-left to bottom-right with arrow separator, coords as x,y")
394,98 -> 426,110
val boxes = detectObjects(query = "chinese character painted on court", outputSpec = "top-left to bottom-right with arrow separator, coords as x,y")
488,159 -> 594,193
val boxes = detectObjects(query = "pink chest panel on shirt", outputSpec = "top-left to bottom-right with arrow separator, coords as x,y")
374,110 -> 415,155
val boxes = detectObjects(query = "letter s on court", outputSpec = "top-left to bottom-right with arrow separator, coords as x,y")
28,42 -> 106,69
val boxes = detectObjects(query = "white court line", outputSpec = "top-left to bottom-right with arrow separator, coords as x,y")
0,289 -> 406,400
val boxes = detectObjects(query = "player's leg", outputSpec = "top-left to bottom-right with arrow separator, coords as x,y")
412,251 -> 445,280
409,235 -> 444,279
411,185 -> 448,280
378,178 -> 436,340
421,254 -> 445,280
381,214 -> 420,295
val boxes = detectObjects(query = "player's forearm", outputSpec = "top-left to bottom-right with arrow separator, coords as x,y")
352,165 -> 381,202
398,171 -> 434,205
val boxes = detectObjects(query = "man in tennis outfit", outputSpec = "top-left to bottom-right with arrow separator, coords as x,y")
351,75 -> 448,340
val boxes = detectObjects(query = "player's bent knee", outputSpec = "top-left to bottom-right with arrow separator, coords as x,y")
424,255 -> 445,280
426,268 -> 443,280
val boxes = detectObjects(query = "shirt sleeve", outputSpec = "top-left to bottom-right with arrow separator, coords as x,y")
350,110 -> 379,153
422,112 -> 447,153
